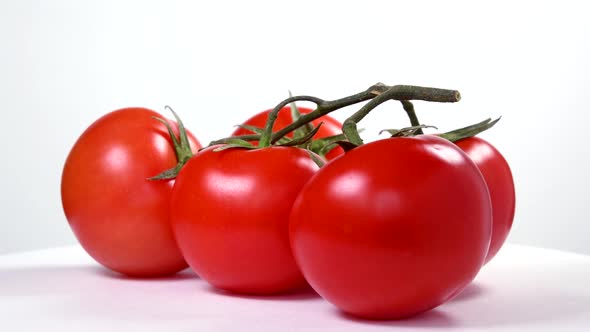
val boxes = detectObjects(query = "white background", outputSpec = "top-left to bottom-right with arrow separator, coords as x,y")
1,0 -> 589,255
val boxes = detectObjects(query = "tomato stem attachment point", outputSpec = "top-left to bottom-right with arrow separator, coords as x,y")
401,100 -> 423,134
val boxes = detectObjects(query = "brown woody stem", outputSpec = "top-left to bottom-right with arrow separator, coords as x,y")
342,85 -> 460,146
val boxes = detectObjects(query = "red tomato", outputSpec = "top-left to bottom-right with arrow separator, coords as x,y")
289,135 -> 492,319
232,107 -> 344,160
455,136 -> 515,264
61,107 -> 201,277
170,146 -> 319,294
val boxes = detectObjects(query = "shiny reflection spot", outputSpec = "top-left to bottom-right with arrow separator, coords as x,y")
329,171 -> 368,197
427,143 -> 465,165
206,171 -> 256,197
105,145 -> 129,171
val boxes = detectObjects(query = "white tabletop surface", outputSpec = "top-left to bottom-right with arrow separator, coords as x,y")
1,244 -> 589,331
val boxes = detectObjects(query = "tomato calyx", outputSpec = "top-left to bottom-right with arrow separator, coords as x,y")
211,123 -> 325,152
375,118 -> 500,143
232,124 -> 292,145
148,106 -> 194,180
285,98 -> 346,158
307,132 -> 350,156
211,122 -> 324,148
229,121 -> 351,158
209,124 -> 328,168
288,92 -> 316,140
376,117 -> 500,144
210,138 -> 258,152
380,124 -> 438,138
330,140 -> 359,153
276,123 -> 324,147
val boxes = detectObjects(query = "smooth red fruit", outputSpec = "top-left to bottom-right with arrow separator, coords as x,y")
61,107 -> 201,277
290,135 -> 491,319
455,136 -> 515,264
171,146 -> 319,294
232,107 -> 344,160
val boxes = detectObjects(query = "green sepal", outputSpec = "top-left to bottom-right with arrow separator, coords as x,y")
213,144 -> 257,152
278,123 -> 323,147
233,124 -> 292,145
147,163 -> 184,181
438,117 -> 501,142
333,140 -> 359,152
307,151 -> 326,168
289,91 -> 314,139
152,116 -> 180,147
308,129 -> 364,157
276,137 -> 293,145
148,106 -> 194,180
380,124 -> 437,137
317,143 -> 339,156
212,138 -> 256,152
235,124 -> 265,134
169,106 -> 193,159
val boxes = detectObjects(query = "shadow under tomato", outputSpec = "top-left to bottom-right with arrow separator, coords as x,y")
206,283 -> 321,301
96,266 -> 198,281
0,264 -> 199,296
0,264 -> 214,322
449,282 -> 487,302
336,308 -> 458,328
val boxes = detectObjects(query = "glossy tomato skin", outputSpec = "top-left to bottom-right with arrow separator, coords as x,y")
290,135 -> 492,319
170,146 -> 319,294
231,107 -> 344,160
455,136 -> 515,264
61,108 -> 201,277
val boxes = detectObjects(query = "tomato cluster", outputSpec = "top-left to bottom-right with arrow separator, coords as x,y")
61,84 -> 515,320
